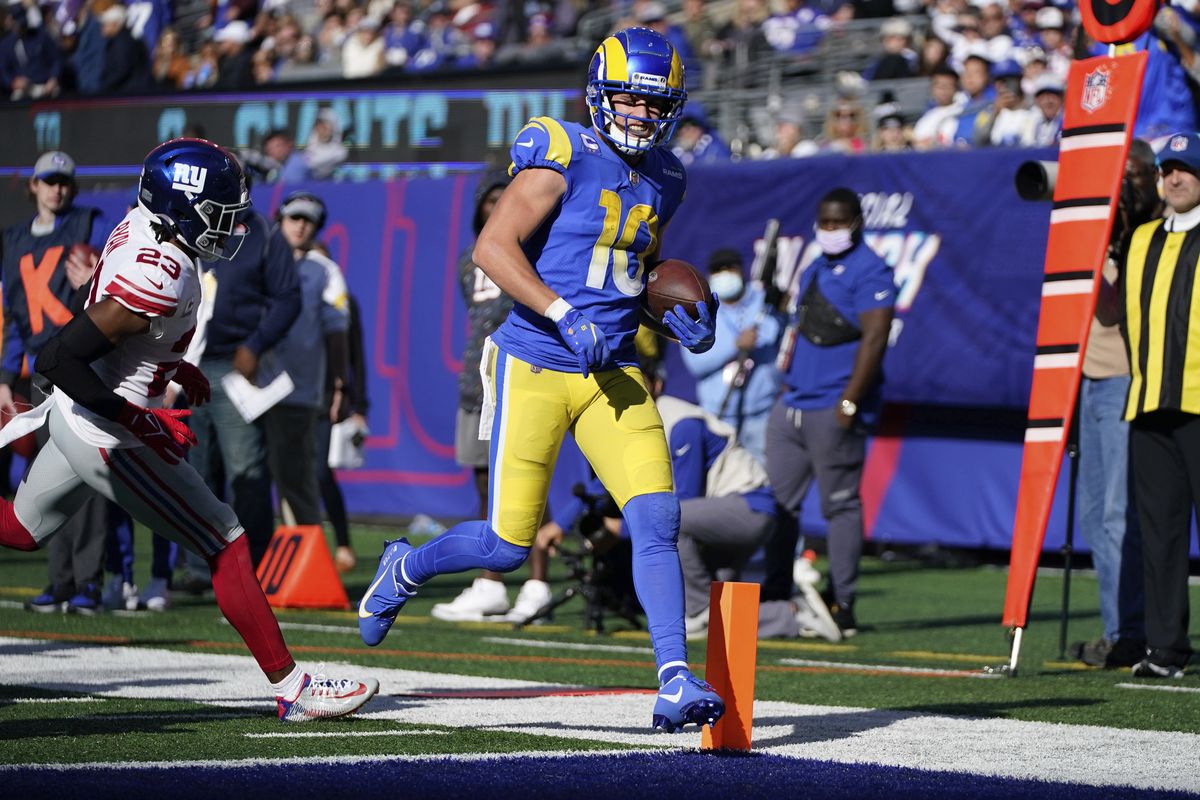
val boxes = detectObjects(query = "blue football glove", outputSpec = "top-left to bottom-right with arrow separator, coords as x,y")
556,307 -> 610,378
663,295 -> 720,354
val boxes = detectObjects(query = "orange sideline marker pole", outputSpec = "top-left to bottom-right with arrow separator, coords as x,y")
701,580 -> 760,751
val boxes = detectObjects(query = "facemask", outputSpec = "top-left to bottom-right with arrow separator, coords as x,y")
815,226 -> 855,255
709,270 -> 744,300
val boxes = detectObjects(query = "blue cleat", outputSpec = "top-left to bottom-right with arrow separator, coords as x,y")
358,538 -> 417,647
651,673 -> 725,733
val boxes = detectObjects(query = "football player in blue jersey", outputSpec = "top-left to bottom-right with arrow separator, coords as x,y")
358,26 -> 724,732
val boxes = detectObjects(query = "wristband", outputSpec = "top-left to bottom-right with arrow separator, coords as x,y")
544,298 -> 572,323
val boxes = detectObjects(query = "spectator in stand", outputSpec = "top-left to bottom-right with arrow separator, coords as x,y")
455,21 -> 496,69
1016,44 -> 1047,96
410,2 -> 463,69
917,33 -> 949,75
1035,5 -> 1070,81
251,44 -> 275,84
1023,73 -> 1063,146
0,2 -> 62,99
496,12 -> 571,64
125,0 -> 172,59
316,12 -> 348,63
762,0 -> 830,56
100,4 -> 154,94
71,0 -> 106,95
151,26 -> 190,88
383,1 -> 426,67
977,0 -> 1015,65
714,0 -> 772,65
182,39 -> 220,88
913,66 -> 961,149
212,0 -> 259,31
952,54 -> 993,147
303,108 -> 348,179
817,99 -> 868,154
639,2 -> 694,63
978,61 -> 1027,146
863,17 -> 916,80
681,0 -> 720,60
670,105 -> 733,166
941,8 -> 983,69
872,108 -> 911,151
213,19 -> 255,89
1010,0 -> 1043,48
760,108 -> 818,158
342,15 -> 385,77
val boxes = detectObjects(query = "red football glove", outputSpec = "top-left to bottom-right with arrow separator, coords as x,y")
172,361 -> 211,406
116,403 -> 197,464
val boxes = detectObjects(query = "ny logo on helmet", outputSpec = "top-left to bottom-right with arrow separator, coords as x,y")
171,163 -> 208,199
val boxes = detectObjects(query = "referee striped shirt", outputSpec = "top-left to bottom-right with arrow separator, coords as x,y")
1123,214 -> 1200,420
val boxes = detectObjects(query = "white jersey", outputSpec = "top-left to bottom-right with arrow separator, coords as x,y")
56,204 -> 201,448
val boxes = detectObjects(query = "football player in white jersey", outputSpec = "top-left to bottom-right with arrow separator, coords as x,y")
0,138 -> 378,722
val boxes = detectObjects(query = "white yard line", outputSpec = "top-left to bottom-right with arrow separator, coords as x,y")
776,657 -> 1002,679
10,696 -> 107,703
480,636 -> 652,654
244,729 -> 451,739
1115,683 -> 1200,694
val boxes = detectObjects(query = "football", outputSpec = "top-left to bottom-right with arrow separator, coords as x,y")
642,259 -> 712,333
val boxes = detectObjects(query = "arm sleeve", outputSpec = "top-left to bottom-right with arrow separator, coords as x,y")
243,227 -> 301,355
669,418 -> 708,501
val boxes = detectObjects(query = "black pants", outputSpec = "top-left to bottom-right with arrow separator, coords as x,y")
1130,410 -> 1200,665
314,416 -> 350,548
264,404 -> 320,526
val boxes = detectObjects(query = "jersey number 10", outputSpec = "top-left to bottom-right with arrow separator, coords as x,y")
586,189 -> 659,298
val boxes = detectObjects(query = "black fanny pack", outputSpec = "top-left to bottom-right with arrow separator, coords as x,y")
794,276 -> 861,346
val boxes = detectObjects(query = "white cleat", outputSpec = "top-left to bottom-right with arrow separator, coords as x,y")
277,672 -> 380,723
503,579 -> 552,623
102,575 -> 139,612
431,577 -> 510,622
140,577 -> 170,612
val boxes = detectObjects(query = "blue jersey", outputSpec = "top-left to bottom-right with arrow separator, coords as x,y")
489,116 -> 688,372
782,243 -> 894,411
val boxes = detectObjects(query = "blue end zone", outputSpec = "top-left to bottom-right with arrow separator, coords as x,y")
7,752 -> 1197,800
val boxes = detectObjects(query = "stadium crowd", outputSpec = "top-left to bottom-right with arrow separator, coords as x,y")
4,0 -> 1200,157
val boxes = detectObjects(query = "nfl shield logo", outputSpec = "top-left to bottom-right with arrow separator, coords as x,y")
1082,67 -> 1111,113
629,170 -> 640,186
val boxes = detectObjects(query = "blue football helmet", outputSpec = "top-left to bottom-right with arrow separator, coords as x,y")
586,27 -> 687,154
138,137 -> 250,260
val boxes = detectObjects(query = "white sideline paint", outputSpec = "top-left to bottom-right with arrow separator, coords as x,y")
244,730 -> 451,739
1,637 -> 1198,793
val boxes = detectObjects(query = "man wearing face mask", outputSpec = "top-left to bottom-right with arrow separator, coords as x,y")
680,248 -> 781,462
763,187 -> 895,637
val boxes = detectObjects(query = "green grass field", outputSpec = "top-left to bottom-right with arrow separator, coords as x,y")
2,523 -> 1199,769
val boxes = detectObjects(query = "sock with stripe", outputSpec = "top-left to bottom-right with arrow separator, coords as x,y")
0,500 -> 37,551
207,534 -> 293,675
623,492 -> 689,685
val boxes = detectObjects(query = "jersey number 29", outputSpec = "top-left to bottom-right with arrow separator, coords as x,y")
586,190 -> 658,298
